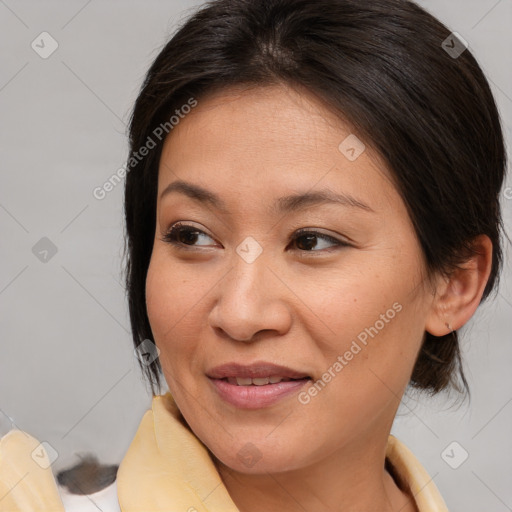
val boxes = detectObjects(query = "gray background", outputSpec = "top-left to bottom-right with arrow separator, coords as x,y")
0,1 -> 511,510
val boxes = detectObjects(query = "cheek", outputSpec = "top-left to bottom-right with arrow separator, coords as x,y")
315,266 -> 425,400
306,313 -> 422,440
145,255 -> 171,334
145,252 -> 210,372
146,252 -> 194,331
146,255 -> 187,364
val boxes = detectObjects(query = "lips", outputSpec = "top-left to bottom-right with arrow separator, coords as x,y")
206,362 -> 312,409
206,361 -> 312,380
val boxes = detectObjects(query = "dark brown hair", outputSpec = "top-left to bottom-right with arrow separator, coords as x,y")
123,0 -> 508,397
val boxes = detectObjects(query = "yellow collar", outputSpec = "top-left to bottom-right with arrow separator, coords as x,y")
117,392 -> 240,511
117,392 -> 449,511
0,392 -> 449,511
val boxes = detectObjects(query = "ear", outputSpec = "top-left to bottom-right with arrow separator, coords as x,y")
425,234 -> 493,337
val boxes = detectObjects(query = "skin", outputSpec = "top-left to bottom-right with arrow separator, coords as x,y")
145,83 -> 493,512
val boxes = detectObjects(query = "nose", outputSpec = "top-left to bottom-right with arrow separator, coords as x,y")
207,250 -> 292,343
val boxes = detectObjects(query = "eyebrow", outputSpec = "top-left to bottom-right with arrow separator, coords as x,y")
159,180 -> 375,214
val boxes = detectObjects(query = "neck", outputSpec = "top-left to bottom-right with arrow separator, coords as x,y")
212,432 -> 418,512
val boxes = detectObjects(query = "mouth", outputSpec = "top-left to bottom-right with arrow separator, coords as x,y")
206,361 -> 313,381
217,376 -> 312,386
206,361 -> 313,408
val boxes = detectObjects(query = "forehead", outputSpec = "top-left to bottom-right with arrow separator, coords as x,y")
157,84 -> 398,214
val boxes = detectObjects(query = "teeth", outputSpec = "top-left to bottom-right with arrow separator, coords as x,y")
235,377 -> 254,386
228,375 -> 294,386
252,377 -> 270,386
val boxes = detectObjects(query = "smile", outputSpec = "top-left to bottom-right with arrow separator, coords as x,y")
208,376 -> 311,409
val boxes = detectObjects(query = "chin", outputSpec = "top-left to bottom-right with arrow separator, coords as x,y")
210,439 -> 306,475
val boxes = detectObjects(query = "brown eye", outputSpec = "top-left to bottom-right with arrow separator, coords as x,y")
161,222 -> 216,248
290,229 -> 348,252
160,224 -> 349,253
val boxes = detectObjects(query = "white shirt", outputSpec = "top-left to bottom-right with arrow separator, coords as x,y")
57,480 -> 120,512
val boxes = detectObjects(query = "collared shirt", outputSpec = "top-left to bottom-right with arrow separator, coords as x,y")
0,392 -> 449,511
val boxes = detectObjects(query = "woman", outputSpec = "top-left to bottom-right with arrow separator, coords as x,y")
0,0 -> 507,510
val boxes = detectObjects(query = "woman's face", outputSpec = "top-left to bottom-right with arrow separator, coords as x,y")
146,84 -> 438,474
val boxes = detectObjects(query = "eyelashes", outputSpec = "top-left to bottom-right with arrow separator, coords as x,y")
161,222 -> 211,248
160,222 -> 350,253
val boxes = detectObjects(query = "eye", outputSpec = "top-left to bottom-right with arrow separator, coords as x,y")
161,223 -> 349,253
289,228 -> 349,252
160,222 -> 217,249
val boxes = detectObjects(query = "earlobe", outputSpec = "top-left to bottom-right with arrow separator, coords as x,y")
424,234 -> 493,337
